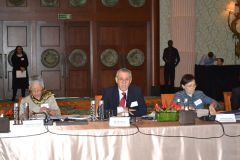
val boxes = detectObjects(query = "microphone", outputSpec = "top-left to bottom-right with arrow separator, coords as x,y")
32,112 -> 53,125
199,115 -> 216,121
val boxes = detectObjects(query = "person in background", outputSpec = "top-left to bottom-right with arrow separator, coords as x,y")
19,75 -> 61,118
11,46 -> 29,101
102,68 -> 147,117
173,74 -> 217,114
162,40 -> 180,89
199,52 -> 216,65
215,58 -> 224,66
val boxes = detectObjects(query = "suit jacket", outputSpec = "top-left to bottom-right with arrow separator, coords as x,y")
102,85 -> 147,117
163,46 -> 180,67
231,87 -> 240,110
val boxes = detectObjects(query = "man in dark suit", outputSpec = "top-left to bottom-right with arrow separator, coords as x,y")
163,40 -> 180,89
102,68 -> 147,117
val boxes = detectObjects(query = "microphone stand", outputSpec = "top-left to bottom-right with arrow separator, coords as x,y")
32,112 -> 53,125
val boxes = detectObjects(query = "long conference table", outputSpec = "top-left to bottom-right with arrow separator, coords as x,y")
0,119 -> 240,160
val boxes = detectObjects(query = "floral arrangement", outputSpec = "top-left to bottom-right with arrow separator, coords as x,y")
0,109 -> 14,119
154,103 -> 181,122
155,103 -> 181,113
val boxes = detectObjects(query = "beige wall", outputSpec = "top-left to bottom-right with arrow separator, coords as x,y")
160,0 -> 239,86
196,0 -> 238,65
160,0 -> 196,86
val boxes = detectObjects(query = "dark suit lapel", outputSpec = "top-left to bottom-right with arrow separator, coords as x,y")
113,86 -> 120,107
126,85 -> 133,107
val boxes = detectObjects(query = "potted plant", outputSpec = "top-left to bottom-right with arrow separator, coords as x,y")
155,103 -> 181,122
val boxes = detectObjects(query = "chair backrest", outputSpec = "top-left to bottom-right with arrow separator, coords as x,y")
223,92 -> 232,111
161,94 -> 175,106
95,95 -> 102,116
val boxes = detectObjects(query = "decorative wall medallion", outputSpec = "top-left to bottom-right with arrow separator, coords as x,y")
101,0 -> 118,7
101,49 -> 118,67
70,0 -> 87,7
128,0 -> 145,7
8,50 -> 15,66
41,49 -> 60,68
7,0 -> 26,7
127,49 -> 145,66
41,0 -> 59,7
68,49 -> 87,67
8,50 -> 27,66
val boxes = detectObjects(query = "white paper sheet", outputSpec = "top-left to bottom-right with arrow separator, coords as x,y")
16,70 -> 26,78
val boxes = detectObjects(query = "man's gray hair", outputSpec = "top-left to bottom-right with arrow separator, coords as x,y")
29,75 -> 44,88
115,68 -> 132,79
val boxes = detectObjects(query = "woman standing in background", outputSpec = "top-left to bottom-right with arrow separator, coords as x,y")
11,46 -> 29,101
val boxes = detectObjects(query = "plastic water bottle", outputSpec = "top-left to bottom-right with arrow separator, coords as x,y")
177,98 -> 181,105
23,102 -> 30,120
183,98 -> 189,110
90,100 -> 96,121
13,103 -> 21,125
98,100 -> 104,121
176,98 -> 182,109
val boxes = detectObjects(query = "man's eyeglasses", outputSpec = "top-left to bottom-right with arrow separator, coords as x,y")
118,78 -> 131,82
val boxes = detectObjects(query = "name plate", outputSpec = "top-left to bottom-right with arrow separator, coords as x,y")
215,114 -> 236,123
109,117 -> 130,127
23,120 -> 44,126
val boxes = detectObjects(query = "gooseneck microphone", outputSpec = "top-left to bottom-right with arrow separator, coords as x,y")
32,111 -> 53,125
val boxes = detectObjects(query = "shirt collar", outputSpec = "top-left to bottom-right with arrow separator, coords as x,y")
118,88 -> 128,97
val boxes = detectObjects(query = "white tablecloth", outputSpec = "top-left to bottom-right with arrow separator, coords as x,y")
0,120 -> 240,160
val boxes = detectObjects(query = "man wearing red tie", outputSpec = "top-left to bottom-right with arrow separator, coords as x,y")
102,68 -> 147,117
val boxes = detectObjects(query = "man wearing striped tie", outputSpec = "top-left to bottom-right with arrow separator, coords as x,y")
102,68 -> 147,117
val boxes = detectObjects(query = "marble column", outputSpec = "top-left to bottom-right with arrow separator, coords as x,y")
170,0 -> 196,87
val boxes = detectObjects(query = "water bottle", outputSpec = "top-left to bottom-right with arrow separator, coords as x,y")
90,100 -> 96,121
176,98 -> 181,105
23,102 -> 30,120
13,103 -> 21,125
183,98 -> 189,110
176,98 -> 182,110
98,100 -> 104,121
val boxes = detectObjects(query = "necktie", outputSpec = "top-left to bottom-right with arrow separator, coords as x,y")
119,92 -> 126,108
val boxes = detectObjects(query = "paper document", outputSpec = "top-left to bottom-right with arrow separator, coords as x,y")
40,103 -> 49,108
16,70 -> 26,78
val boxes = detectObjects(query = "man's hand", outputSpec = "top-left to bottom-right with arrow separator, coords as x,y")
123,107 -> 136,115
126,108 -> 136,115
40,107 -> 49,113
117,107 -> 136,116
209,105 -> 217,115
20,67 -> 25,72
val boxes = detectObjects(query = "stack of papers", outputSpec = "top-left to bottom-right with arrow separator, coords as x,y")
49,115 -> 89,121
66,115 -> 89,120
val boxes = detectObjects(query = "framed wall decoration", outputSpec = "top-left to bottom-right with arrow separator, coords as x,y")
41,0 -> 59,7
128,0 -> 145,8
41,49 -> 60,68
68,49 -> 87,68
101,0 -> 118,7
8,50 -> 15,66
100,48 -> 118,67
70,0 -> 87,7
127,48 -> 145,66
7,0 -> 26,7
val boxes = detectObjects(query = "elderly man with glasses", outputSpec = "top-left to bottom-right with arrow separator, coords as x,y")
102,68 -> 147,117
